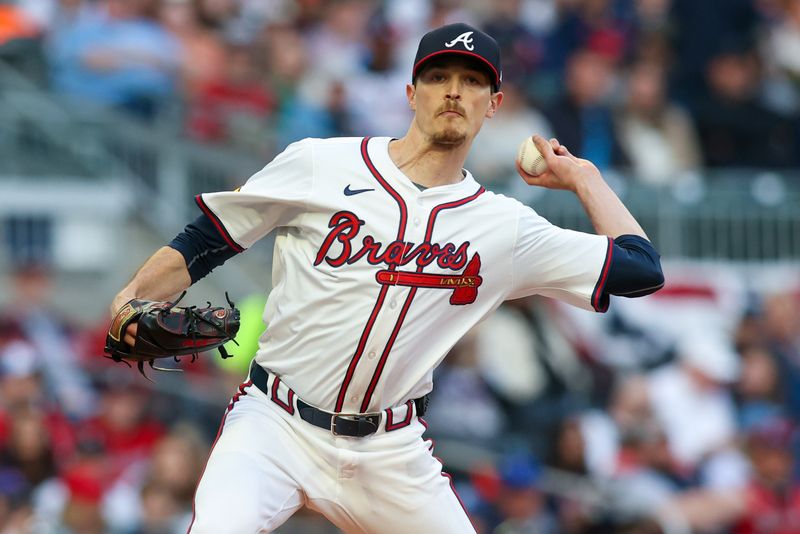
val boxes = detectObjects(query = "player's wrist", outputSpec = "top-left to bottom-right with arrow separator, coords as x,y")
571,169 -> 605,197
110,291 -> 136,317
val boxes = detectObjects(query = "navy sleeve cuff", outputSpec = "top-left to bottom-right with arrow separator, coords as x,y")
168,212 -> 241,283
604,234 -> 665,298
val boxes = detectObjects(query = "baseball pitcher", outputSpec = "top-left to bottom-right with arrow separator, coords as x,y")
109,23 -> 664,533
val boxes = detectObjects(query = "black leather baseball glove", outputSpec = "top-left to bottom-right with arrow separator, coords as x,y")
104,293 -> 240,379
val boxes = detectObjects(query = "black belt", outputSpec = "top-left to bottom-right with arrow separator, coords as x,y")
249,363 -> 427,437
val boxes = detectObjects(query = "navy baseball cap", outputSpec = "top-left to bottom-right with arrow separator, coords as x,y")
412,23 -> 502,91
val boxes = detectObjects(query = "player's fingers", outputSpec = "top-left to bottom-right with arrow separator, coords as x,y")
515,160 -> 550,185
124,323 -> 137,347
515,160 -> 538,182
557,144 -> 579,162
549,138 -> 561,152
532,135 -> 558,165
515,160 -> 534,180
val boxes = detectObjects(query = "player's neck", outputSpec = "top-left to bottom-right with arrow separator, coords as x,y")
388,129 -> 472,188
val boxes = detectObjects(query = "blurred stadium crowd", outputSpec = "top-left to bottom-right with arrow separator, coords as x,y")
3,0 -> 800,179
1,0 -> 800,533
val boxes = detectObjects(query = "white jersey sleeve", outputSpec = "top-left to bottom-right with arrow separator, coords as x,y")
195,139 -> 315,250
508,204 -> 613,312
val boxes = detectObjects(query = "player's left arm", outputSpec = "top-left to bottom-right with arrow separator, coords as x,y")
112,211 -> 241,316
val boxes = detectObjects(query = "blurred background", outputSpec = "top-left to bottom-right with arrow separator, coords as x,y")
0,0 -> 799,532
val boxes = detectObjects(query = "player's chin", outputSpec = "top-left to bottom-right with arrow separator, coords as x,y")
431,128 -> 467,146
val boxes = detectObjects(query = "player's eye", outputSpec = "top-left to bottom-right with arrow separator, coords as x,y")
464,73 -> 487,87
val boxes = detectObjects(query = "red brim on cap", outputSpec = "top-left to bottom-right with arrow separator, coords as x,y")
413,49 -> 500,89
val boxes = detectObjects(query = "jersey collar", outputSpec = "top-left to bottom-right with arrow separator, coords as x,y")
366,137 -> 481,197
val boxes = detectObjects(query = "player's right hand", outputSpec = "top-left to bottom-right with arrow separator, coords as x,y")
123,323 -> 137,347
518,135 -> 604,193
110,299 -> 138,347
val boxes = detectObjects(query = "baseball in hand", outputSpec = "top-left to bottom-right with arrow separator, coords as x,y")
517,136 -> 548,176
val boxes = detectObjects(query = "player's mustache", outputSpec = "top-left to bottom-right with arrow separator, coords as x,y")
437,103 -> 466,116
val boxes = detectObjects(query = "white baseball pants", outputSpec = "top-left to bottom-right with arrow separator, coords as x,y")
188,376 -> 475,533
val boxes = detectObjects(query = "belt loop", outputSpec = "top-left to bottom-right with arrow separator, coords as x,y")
267,370 -> 295,415
385,400 -> 414,432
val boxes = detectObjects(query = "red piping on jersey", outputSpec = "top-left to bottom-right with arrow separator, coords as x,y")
195,195 -> 245,253
420,417 -> 435,451
270,376 -> 295,415
187,380 -> 251,533
334,137 -> 408,413
360,285 -> 417,412
359,186 -> 485,412
417,417 -> 473,525
591,237 -> 614,312
442,471 -> 473,525
360,137 -> 408,237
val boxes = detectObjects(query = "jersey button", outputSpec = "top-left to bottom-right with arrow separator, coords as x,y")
389,299 -> 397,309
413,217 -> 421,226
350,395 -> 359,403
368,350 -> 376,359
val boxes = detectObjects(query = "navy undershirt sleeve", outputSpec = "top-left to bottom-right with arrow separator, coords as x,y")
604,235 -> 665,298
168,213 -> 241,283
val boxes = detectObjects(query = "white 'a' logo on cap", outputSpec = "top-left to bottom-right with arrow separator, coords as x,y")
445,31 -> 475,51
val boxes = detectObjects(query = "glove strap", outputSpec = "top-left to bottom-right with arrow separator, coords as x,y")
108,300 -> 142,342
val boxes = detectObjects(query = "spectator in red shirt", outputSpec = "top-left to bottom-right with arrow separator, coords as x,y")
76,373 -> 164,475
733,417 -> 800,534
187,40 -> 275,153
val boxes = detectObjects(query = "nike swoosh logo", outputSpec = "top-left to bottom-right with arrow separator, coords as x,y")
344,185 -> 375,196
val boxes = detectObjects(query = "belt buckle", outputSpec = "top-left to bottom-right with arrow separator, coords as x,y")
331,413 -> 359,436
331,413 -> 379,436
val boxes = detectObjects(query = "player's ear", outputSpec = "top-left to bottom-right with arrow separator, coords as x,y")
485,91 -> 503,119
407,83 -> 416,111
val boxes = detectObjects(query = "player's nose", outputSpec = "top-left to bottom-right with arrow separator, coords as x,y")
444,78 -> 462,99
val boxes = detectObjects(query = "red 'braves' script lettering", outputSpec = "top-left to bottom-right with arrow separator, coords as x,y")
314,211 -> 470,271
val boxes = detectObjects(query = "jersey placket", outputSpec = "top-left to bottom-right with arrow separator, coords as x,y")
333,138 -> 416,413
334,137 -> 486,413
357,187 -> 486,412
346,193 -> 428,413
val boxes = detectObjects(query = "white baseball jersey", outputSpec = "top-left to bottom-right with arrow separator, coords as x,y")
198,136 -> 612,414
